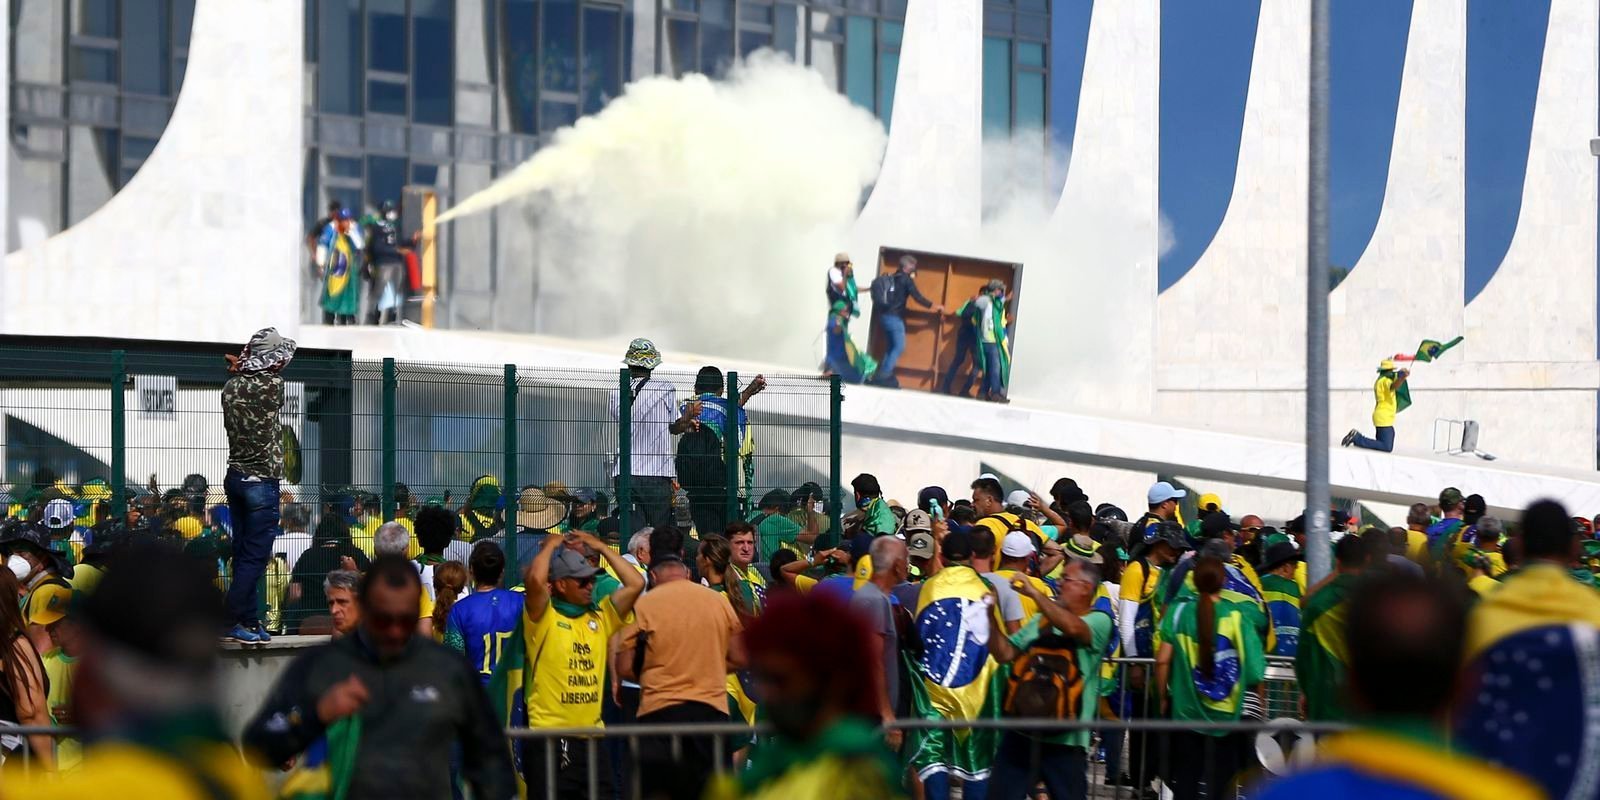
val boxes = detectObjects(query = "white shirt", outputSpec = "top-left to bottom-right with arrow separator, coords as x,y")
275,530 -> 313,572
609,376 -> 679,478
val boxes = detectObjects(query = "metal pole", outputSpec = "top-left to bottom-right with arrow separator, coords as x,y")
830,375 -> 843,537
382,358 -> 397,523
503,364 -> 519,579
110,350 -> 126,521
618,368 -> 633,535
724,371 -> 740,526
1305,0 -> 1333,583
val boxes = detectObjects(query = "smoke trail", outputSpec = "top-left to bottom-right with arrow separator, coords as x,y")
439,52 -> 887,366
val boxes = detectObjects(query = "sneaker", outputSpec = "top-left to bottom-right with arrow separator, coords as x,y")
1341,429 -> 1358,447
225,624 -> 262,644
254,624 -> 273,644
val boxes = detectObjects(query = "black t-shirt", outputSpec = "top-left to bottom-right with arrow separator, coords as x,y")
287,541 -> 371,632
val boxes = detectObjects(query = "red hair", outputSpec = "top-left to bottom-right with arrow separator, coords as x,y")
742,592 -> 883,721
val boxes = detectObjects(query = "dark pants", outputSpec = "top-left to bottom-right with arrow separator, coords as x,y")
1103,725 -> 1125,783
685,483 -> 728,539
988,735 -> 1086,800
524,735 -> 613,800
1125,680 -> 1161,790
1351,425 -> 1395,452
637,701 -> 728,800
223,468 -> 281,628
939,329 -> 980,396
1165,729 -> 1242,800
981,342 -> 1004,398
616,475 -> 674,530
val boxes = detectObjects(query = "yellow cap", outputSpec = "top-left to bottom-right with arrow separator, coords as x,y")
27,583 -> 72,627
853,554 -> 874,590
1197,492 -> 1224,514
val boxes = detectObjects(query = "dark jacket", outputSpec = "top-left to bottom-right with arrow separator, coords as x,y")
872,271 -> 935,316
244,629 -> 516,800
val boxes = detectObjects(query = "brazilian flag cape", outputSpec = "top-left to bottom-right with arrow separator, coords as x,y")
958,298 -> 1012,388
1296,573 -> 1355,722
1454,564 -> 1600,800
903,565 -> 1003,783
1252,721 -> 1543,800
488,592 -> 532,798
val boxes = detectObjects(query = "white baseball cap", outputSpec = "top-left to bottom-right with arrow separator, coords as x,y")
1001,530 -> 1037,558
42,499 -> 75,530
1005,490 -> 1033,510
1147,481 -> 1187,505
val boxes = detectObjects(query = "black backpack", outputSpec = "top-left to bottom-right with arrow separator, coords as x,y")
1004,636 -> 1086,720
870,274 -> 892,307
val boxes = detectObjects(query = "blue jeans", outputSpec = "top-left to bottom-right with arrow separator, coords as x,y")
879,313 -> 906,379
981,342 -> 1004,398
923,772 -> 986,800
1352,425 -> 1395,452
224,468 -> 281,628
988,735 -> 1086,800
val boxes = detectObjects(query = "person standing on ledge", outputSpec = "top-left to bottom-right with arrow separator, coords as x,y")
1342,358 -> 1408,452
868,254 -> 943,388
222,327 -> 295,644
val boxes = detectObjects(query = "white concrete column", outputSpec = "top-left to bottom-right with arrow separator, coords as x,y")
1329,0 -> 1464,370
849,0 -> 982,256
1,0 -> 303,341
1464,0 -> 1598,363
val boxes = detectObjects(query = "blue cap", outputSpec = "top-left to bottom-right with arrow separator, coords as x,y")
1147,481 -> 1186,506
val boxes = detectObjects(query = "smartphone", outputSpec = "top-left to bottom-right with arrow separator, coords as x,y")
928,499 -> 945,521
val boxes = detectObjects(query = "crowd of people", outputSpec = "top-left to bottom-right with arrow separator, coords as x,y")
306,199 -> 419,326
0,329 -> 1597,800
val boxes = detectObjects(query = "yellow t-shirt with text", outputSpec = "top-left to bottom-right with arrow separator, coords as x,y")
525,597 -> 629,728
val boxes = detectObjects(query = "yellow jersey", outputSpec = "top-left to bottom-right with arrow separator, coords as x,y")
525,597 -> 629,728
1372,376 -> 1398,427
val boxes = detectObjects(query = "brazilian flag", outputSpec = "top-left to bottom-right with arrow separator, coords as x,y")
1413,336 -> 1463,363
277,717 -> 362,800
488,615 -> 531,797
903,565 -> 1002,786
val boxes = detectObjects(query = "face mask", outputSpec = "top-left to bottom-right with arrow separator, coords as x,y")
8,555 -> 31,580
812,501 -> 824,514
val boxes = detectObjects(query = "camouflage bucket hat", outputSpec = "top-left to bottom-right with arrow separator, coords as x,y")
623,338 -> 661,369
237,327 -> 297,373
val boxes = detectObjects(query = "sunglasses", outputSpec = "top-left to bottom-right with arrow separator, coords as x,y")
1242,526 -> 1263,533
563,575 -> 597,588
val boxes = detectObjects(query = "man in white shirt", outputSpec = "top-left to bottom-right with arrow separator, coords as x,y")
609,338 -> 699,529
275,502 -> 313,572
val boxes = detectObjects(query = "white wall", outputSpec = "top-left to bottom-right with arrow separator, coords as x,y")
0,0 -> 303,343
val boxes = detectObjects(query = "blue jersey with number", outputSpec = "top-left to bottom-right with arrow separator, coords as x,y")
447,588 -> 523,685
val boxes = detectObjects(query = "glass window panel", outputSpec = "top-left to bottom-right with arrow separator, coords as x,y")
122,0 -> 169,95
846,0 -> 876,12
119,166 -> 142,186
773,6 -> 800,57
503,0 -> 538,133
582,6 -> 622,115
884,0 -> 907,17
368,0 -> 407,72
370,80 -> 407,116
810,9 -> 843,36
543,0 -> 579,92
328,155 -> 363,178
366,155 -> 408,209
880,20 -> 903,47
174,56 -> 188,91
539,100 -> 577,133
412,163 -> 440,185
809,36 -> 842,92
666,18 -> 698,78
1017,14 -> 1049,38
318,0 -> 363,114
1018,41 -> 1044,68
330,187 -> 363,216
303,0 -> 316,63
173,0 -> 195,38
71,47 -> 118,84
1018,0 -> 1048,12
667,0 -> 698,10
123,136 -> 158,162
739,30 -> 771,60
739,2 -> 773,24
701,1 -> 734,76
878,50 -> 898,126
411,0 -> 453,125
843,16 -> 875,112
1016,70 -> 1045,131
76,0 -> 118,37
982,36 -> 1012,136
95,128 -> 120,187
984,9 -> 1013,34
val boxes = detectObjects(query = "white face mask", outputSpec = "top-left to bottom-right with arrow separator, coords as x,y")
8,555 -> 31,580
812,501 -> 824,514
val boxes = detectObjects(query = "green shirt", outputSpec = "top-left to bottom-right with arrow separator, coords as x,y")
1004,609 -> 1113,748
1158,596 -> 1266,735
862,498 -> 898,537
593,571 -> 622,603
1297,573 -> 1355,722
755,512 -> 805,562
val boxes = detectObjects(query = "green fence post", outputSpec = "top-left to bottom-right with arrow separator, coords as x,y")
724,371 -> 739,525
503,364 -> 519,581
830,375 -> 842,537
382,358 -> 397,522
110,350 -> 126,521
618,368 -> 633,535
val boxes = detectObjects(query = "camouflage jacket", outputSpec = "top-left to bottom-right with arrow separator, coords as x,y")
222,371 -> 284,479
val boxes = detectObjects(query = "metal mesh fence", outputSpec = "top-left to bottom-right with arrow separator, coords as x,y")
0,338 -> 841,634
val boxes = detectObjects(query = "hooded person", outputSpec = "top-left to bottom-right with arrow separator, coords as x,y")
459,475 -> 503,542
220,327 -> 296,644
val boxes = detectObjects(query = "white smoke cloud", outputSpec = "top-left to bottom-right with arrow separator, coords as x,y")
438,52 -> 887,366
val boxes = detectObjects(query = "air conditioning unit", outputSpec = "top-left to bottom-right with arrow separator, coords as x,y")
1434,419 -> 1496,461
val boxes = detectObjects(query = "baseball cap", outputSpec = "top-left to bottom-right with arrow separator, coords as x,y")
1005,490 -> 1033,510
570,488 -> 597,504
1094,503 -> 1128,522
28,582 -> 72,627
1439,487 -> 1464,508
833,251 -> 851,265
1196,492 -> 1224,514
1147,482 -> 1186,506
901,509 -> 933,535
907,530 -> 936,559
1199,512 -> 1241,539
1001,530 -> 1036,558
548,549 -> 600,581
1259,540 -> 1302,573
42,499 -> 75,530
